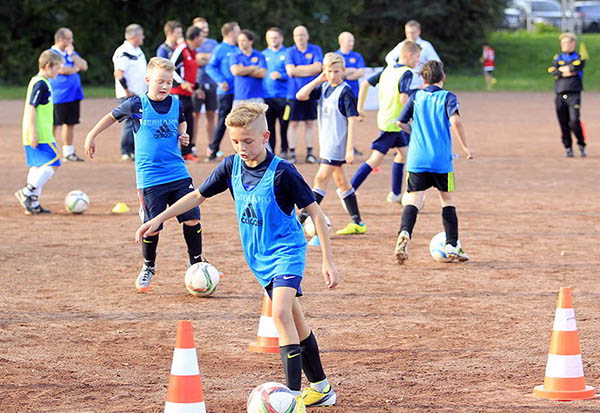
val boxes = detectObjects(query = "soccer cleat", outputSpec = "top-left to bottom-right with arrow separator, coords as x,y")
121,153 -> 134,161
289,154 -> 297,164
25,201 -> 52,215
445,244 -> 469,262
305,154 -> 317,164
394,230 -> 410,264
335,222 -> 366,235
204,152 -> 218,163
64,153 -> 85,162
565,147 -> 574,158
135,264 -> 155,292
216,151 -> 225,158
300,385 -> 336,407
15,189 -> 36,214
579,144 -> 587,158
386,191 -> 403,204
183,153 -> 203,163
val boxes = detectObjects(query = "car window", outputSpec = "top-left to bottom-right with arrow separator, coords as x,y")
532,1 -> 561,12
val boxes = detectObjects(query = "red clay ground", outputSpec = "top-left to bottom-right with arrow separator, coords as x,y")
2,92 -> 600,412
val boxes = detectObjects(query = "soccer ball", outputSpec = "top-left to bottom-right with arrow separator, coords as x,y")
302,215 -> 331,238
64,190 -> 89,214
184,262 -> 221,297
429,232 -> 461,263
247,382 -> 297,413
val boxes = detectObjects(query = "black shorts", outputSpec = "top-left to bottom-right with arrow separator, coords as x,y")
54,100 -> 81,125
192,82 -> 218,112
320,158 -> 344,166
288,99 -> 317,121
137,177 -> 201,231
371,131 -> 409,154
406,171 -> 455,193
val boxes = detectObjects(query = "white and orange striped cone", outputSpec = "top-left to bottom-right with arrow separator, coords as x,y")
248,292 -> 280,354
165,320 -> 206,412
533,287 -> 597,401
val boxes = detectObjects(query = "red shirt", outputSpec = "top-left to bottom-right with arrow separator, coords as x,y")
170,43 -> 197,96
482,46 -> 495,68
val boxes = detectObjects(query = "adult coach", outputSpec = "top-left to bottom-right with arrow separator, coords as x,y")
335,32 -> 364,99
50,27 -> 88,162
285,25 -> 323,164
385,20 -> 441,90
205,22 -> 240,162
112,24 -> 147,160
156,20 -> 183,60
230,30 -> 266,105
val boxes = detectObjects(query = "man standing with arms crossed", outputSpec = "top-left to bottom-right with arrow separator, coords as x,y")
285,25 -> 322,164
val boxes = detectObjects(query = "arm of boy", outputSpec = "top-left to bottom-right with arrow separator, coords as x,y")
84,113 -> 117,158
295,72 -> 326,101
450,114 -> 473,159
356,80 -> 370,121
25,104 -> 38,148
304,202 -> 339,289
345,116 -> 357,164
178,121 -> 189,146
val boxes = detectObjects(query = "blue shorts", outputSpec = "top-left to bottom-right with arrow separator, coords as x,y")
265,275 -> 303,299
288,99 -> 317,121
138,177 -> 201,231
371,131 -> 410,154
24,143 -> 61,167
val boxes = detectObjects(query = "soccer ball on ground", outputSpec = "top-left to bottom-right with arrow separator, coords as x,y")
247,382 -> 298,413
302,215 -> 331,238
184,262 -> 221,297
64,190 -> 89,214
429,232 -> 461,263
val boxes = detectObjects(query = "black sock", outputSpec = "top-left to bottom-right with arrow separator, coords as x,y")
280,344 -> 303,391
313,189 -> 324,204
183,223 -> 203,264
290,148 -> 296,156
299,190 -> 324,224
400,204 -> 419,237
340,189 -> 361,224
442,206 -> 459,247
142,234 -> 159,267
300,331 -> 326,383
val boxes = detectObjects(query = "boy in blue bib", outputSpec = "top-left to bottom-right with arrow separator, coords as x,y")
135,103 -> 339,409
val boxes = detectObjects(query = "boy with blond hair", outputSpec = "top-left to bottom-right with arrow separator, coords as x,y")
15,50 -> 64,215
296,52 -> 366,235
84,57 -> 204,292
135,102 -> 339,408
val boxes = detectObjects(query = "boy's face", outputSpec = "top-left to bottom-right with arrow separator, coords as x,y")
229,122 -> 269,162
46,63 -> 62,79
406,51 -> 421,68
325,62 -> 344,84
146,68 -> 173,100
561,38 -> 576,53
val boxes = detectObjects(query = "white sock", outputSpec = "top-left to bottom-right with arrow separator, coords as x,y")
29,165 -> 54,190
310,378 -> 329,392
24,167 -> 38,195
62,145 -> 75,157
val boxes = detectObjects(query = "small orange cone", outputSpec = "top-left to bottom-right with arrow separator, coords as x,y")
165,320 -> 206,412
248,292 -> 280,354
533,287 -> 597,401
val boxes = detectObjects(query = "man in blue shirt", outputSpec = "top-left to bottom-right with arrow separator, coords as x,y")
205,22 -> 240,161
156,21 -> 183,60
285,25 -> 323,164
49,27 -> 88,162
262,27 -> 290,158
335,32 -> 365,99
230,30 -> 266,104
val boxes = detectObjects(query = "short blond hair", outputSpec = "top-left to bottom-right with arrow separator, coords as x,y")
39,50 -> 63,69
147,57 -> 174,73
323,52 -> 345,69
559,32 -> 576,42
226,103 -> 268,129
400,40 -> 421,59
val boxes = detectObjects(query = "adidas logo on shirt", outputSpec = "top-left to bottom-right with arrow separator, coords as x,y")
154,121 -> 173,139
241,202 -> 262,226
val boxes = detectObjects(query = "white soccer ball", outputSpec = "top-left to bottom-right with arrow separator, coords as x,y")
184,262 -> 221,297
429,232 -> 460,263
247,382 -> 297,413
64,190 -> 89,214
302,215 -> 331,238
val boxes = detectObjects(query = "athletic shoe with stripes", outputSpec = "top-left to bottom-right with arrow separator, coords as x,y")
445,244 -> 469,262
300,385 -> 336,407
335,222 -> 366,235
135,264 -> 155,292
394,230 -> 410,264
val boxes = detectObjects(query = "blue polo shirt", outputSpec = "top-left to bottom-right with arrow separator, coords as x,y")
285,43 -> 323,99
262,47 -> 289,99
48,46 -> 84,103
206,42 -> 239,95
335,49 -> 365,98
230,49 -> 267,100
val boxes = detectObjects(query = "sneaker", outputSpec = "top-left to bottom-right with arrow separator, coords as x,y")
183,153 -> 203,163
204,152 -> 218,163
353,147 -> 363,157
300,385 -> 336,407
386,191 -> 403,204
25,203 -> 52,215
289,154 -> 297,164
216,151 -> 225,158
14,189 -> 36,214
135,264 -> 155,292
579,144 -> 587,158
63,153 -> 85,162
565,147 -> 574,158
306,154 -> 318,164
335,222 -> 367,235
280,150 -> 289,160
394,230 -> 410,264
294,395 -> 307,413
121,153 -> 134,161
445,244 -> 469,262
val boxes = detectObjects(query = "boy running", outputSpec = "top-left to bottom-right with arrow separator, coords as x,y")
394,60 -> 473,264
15,50 -> 64,215
135,103 -> 339,408
84,57 -> 204,292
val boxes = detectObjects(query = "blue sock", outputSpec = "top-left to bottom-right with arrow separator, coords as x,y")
391,162 -> 404,195
351,163 -> 373,190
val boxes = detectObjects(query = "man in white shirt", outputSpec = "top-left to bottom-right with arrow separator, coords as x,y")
112,24 -> 147,160
384,20 -> 441,90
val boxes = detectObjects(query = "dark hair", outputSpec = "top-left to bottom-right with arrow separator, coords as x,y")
240,29 -> 255,42
266,27 -> 283,36
186,25 -> 202,41
164,20 -> 182,36
421,60 -> 445,85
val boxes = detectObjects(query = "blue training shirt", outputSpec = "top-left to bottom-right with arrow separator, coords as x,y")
285,43 -> 323,99
335,49 -> 365,98
206,42 -> 239,95
230,49 -> 267,100
262,46 -> 289,99
48,46 -> 83,103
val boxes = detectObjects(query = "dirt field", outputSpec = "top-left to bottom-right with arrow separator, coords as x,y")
2,92 -> 600,412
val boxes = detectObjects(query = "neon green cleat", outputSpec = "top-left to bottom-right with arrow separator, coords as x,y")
335,222 -> 366,235
300,385 -> 337,406
294,395 -> 307,412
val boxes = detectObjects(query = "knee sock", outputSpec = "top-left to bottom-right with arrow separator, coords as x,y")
142,234 -> 159,267
400,204 -> 419,237
280,344 -> 303,392
300,331 -> 327,386
391,162 -> 404,195
338,187 -> 362,224
442,206 -> 459,247
299,188 -> 325,224
350,163 -> 372,190
26,165 -> 54,192
183,223 -> 203,264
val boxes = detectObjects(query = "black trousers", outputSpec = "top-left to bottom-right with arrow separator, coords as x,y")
209,93 -> 234,154
555,92 -> 585,149
265,97 -> 289,153
178,95 -> 194,156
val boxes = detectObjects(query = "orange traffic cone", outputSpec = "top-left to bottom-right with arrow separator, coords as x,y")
533,287 -> 597,401
165,320 -> 206,412
248,292 -> 280,354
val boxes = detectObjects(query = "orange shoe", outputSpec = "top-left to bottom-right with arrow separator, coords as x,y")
183,153 -> 202,163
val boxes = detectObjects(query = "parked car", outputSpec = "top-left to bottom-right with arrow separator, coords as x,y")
503,0 -> 581,31
503,4 -> 527,29
575,1 -> 600,32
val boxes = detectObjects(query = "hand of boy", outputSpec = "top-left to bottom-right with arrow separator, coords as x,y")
136,219 -> 160,243
357,110 -> 366,122
464,147 -> 474,159
345,150 -> 354,164
179,131 -> 190,146
29,133 -> 38,149
182,81 -> 195,93
322,260 -> 339,289
84,135 -> 96,158
318,72 -> 327,83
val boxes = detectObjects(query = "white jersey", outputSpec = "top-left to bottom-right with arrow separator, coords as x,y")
317,82 -> 350,162
112,41 -> 147,98
385,37 -> 441,90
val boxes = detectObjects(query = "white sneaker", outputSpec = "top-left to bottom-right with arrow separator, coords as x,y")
386,191 -> 403,204
135,264 -> 155,292
445,244 -> 469,262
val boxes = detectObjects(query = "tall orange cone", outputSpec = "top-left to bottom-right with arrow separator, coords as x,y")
165,320 -> 206,412
533,287 -> 596,401
248,292 -> 280,354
